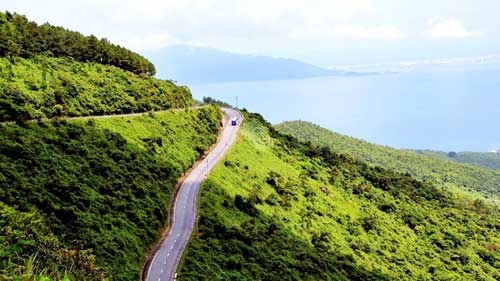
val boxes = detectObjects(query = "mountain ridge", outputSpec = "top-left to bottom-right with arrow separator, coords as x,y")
145,45 -> 367,84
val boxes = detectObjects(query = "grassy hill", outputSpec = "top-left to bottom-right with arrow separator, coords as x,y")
412,150 -> 500,170
0,11 -> 155,75
0,11 -> 222,280
0,107 -> 221,280
179,112 -> 500,280
276,121 -> 500,199
0,11 -> 192,123
0,56 -> 192,122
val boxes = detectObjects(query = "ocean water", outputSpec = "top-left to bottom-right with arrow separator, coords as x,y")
190,64 -> 500,152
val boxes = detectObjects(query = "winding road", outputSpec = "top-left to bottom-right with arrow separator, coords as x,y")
145,108 -> 242,281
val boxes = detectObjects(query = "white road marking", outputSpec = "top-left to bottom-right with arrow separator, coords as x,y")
146,109 -> 242,281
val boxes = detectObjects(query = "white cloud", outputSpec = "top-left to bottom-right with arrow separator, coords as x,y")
290,24 -> 402,40
96,0 -> 383,48
115,32 -> 211,52
115,33 -> 183,51
86,0 -> 374,28
333,25 -> 402,39
428,18 -> 481,39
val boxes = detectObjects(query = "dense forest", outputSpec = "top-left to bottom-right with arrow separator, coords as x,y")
0,11 -> 155,75
0,12 -> 193,123
0,56 -> 192,122
276,121 -> 500,199
0,107 -> 222,280
180,112 -> 500,280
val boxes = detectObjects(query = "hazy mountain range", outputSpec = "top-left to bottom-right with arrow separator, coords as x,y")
145,45 -> 368,84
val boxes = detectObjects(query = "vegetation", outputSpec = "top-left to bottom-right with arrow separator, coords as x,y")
180,112 -> 500,280
0,11 -> 155,75
413,150 -> 500,170
202,96 -> 233,108
276,121 -> 500,199
0,107 -> 222,280
0,56 -> 192,122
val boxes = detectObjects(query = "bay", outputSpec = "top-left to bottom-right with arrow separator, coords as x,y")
190,64 -> 500,152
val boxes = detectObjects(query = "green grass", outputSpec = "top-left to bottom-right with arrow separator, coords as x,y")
179,112 -> 500,281
0,56 -> 192,122
0,106 -> 222,280
276,121 -> 500,199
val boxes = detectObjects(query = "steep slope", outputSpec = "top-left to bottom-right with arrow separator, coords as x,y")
0,11 -> 222,280
412,150 -> 500,170
0,56 -> 192,122
0,107 -> 222,280
179,112 -> 500,280
276,121 -> 500,199
146,45 -> 353,84
0,11 -> 193,124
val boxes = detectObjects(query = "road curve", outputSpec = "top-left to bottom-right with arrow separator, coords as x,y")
145,108 -> 242,281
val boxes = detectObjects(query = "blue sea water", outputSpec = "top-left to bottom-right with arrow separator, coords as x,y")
190,64 -> 500,152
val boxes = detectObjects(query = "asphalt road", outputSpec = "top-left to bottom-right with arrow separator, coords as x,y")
146,108 -> 242,281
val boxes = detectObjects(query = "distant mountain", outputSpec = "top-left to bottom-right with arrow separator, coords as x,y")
412,150 -> 500,170
145,45 -> 363,84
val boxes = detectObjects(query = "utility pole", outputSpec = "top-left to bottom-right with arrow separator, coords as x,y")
235,96 -> 239,109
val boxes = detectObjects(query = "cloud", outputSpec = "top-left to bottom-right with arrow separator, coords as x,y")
290,24 -> 402,40
2,0 -> 398,54
115,33 -> 210,52
428,18 -> 481,39
96,0 -> 381,48
115,33 -> 183,51
101,0 -> 374,23
333,25 -> 402,40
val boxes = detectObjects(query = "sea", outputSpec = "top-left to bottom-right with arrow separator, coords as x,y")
190,63 -> 500,152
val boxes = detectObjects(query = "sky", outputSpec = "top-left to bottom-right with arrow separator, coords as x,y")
3,0 -> 499,67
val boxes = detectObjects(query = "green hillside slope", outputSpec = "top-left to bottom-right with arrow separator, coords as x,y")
0,11 -> 213,281
0,107 -> 221,280
0,56 -> 192,122
179,112 -> 500,280
413,150 -> 500,170
0,11 -> 155,75
276,121 -> 500,199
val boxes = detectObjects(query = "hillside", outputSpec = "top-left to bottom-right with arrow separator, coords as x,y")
0,12 -> 191,123
0,11 -> 221,281
412,150 -> 500,170
179,112 -> 500,280
276,121 -> 500,199
0,11 -> 155,75
146,45 -> 363,84
0,56 -> 192,122
0,107 -> 222,280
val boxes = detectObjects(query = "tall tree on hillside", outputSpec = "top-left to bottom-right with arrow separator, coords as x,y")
0,11 -> 156,76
